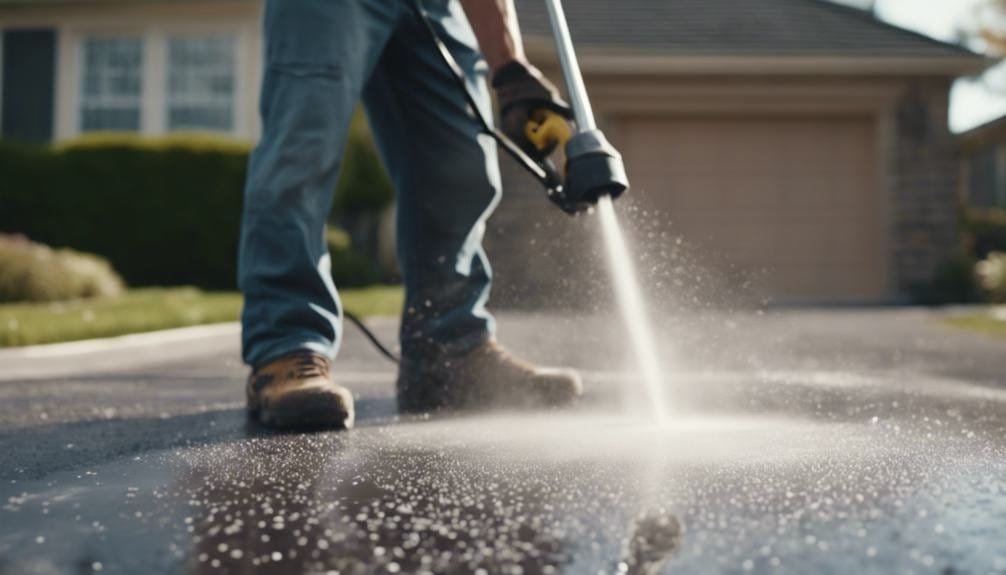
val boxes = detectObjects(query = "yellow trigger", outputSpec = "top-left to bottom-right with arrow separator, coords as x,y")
524,108 -> 572,153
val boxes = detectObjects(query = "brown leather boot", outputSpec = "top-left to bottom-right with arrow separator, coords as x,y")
247,351 -> 354,430
397,340 -> 583,413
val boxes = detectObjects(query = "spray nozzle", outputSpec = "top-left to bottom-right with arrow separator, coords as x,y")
522,109 -> 629,214
548,129 -> 629,215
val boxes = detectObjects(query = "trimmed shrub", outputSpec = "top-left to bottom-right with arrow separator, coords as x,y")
326,227 -> 380,287
0,234 -> 125,302
964,208 -> 1006,259
976,252 -> 1006,303
0,125 -> 393,289
916,252 -> 982,305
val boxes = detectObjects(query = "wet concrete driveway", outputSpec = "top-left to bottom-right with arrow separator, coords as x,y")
0,309 -> 1004,574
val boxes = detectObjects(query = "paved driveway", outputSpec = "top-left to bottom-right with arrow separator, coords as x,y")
0,309 -> 1004,574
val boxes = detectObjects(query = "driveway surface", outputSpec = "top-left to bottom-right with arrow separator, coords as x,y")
0,309 -> 1004,574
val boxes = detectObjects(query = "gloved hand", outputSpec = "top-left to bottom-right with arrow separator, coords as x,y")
492,60 -> 572,160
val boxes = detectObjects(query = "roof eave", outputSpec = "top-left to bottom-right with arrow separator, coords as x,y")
526,43 -> 991,78
957,115 -> 1006,149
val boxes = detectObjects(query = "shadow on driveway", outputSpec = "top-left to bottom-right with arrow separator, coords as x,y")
0,397 -> 399,482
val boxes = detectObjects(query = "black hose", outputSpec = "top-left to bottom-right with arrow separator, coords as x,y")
410,0 -> 557,190
343,310 -> 400,364
342,3 -> 559,368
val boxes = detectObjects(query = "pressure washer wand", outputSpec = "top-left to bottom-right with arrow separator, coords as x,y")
543,0 -> 670,419
412,0 -> 626,213
543,0 -> 595,131
353,1 -> 631,367
537,0 -> 629,211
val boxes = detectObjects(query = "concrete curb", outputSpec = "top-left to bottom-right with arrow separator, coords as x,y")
0,314 -> 402,360
0,322 -> 241,359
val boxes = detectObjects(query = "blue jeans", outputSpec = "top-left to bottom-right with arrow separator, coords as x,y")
239,0 -> 500,368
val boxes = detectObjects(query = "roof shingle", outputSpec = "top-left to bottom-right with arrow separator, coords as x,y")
0,0 -> 983,61
515,0 -> 978,59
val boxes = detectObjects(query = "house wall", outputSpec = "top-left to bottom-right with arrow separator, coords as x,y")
486,72 -> 962,306
0,0 -> 264,141
485,75 -> 893,306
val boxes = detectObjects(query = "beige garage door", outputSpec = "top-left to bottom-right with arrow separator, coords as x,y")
618,116 -> 886,302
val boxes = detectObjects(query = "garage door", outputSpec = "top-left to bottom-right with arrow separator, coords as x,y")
617,116 -> 885,302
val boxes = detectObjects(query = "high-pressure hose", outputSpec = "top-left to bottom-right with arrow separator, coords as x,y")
343,311 -> 400,364
342,2 -> 563,367
345,1 -> 624,364
411,0 -> 586,210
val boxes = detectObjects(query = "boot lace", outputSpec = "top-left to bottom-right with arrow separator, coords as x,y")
291,353 -> 330,379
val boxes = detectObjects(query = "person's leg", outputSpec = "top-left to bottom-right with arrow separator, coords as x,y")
362,0 -> 501,358
364,0 -> 582,412
239,0 -> 401,368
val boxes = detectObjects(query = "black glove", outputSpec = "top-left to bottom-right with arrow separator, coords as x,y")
492,60 -> 572,160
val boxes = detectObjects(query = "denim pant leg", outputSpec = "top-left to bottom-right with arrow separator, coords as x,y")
362,0 -> 502,357
239,0 -> 401,368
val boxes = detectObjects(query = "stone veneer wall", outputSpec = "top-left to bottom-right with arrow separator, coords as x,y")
889,78 -> 961,297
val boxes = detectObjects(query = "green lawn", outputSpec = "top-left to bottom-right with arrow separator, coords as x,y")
943,313 -> 1006,338
0,286 -> 403,347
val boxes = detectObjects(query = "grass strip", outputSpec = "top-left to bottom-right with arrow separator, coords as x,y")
0,285 -> 403,347
942,313 -> 1006,339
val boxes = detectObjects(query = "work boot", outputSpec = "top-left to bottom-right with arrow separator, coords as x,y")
247,351 -> 354,430
397,340 -> 583,413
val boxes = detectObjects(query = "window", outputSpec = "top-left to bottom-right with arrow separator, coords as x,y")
72,31 -> 240,137
166,35 -> 235,131
968,148 -> 1001,209
80,37 -> 143,132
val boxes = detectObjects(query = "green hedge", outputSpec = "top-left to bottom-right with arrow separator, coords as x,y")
326,226 -> 380,287
0,134 -> 248,288
334,114 -> 394,213
919,252 -> 982,305
0,125 -> 393,289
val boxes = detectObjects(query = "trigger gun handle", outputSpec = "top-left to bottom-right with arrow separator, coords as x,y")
524,108 -> 573,155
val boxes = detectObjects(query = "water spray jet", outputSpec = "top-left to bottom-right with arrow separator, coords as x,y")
596,196 -> 671,421
540,0 -> 671,420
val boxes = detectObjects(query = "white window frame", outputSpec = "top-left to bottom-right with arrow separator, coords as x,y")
76,33 -> 146,133
57,20 -> 255,140
164,33 -> 238,133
